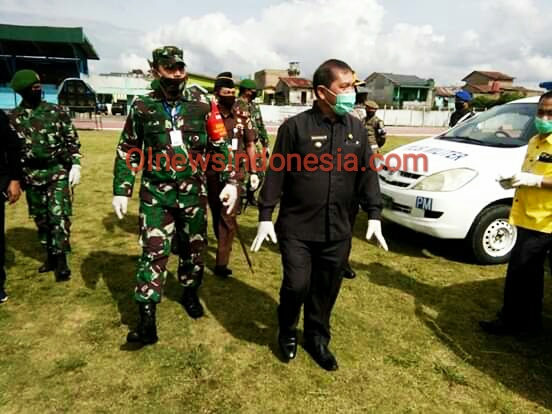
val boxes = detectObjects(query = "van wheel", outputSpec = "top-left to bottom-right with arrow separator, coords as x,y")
468,205 -> 517,265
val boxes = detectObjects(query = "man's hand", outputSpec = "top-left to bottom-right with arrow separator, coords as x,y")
112,196 -> 129,220
511,172 -> 543,188
249,174 -> 260,191
69,165 -> 81,186
220,184 -> 238,214
7,180 -> 21,205
250,221 -> 277,252
365,219 -> 388,251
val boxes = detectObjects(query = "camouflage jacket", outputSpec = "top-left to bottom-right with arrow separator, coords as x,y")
9,101 -> 81,187
236,97 -> 269,147
363,115 -> 386,148
113,89 -> 233,205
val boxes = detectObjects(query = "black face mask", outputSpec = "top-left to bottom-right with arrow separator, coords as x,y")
249,90 -> 257,100
366,110 -> 376,118
159,77 -> 185,100
218,95 -> 236,109
21,88 -> 42,108
455,101 -> 466,111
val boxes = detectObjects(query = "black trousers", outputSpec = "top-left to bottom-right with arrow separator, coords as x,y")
278,238 -> 350,344
346,204 -> 360,265
0,201 -> 5,290
501,226 -> 552,327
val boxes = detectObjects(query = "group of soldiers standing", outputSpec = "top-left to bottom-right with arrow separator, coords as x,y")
0,47 -> 388,371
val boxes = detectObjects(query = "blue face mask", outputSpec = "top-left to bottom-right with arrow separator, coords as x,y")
324,87 -> 356,116
535,117 -> 552,135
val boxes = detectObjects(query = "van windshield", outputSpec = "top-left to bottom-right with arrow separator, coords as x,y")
439,103 -> 538,147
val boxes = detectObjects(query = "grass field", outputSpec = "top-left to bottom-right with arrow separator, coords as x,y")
1,132 -> 552,413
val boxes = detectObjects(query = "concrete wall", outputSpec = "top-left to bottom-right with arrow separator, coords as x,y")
258,104 -> 453,127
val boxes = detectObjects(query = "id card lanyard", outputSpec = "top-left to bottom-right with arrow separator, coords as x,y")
163,101 -> 183,146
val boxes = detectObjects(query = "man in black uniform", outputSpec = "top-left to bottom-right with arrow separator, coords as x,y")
449,90 -> 474,128
251,59 -> 388,371
0,109 -> 23,302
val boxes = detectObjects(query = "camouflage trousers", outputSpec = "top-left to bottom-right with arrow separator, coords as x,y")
25,179 -> 72,255
134,198 -> 207,303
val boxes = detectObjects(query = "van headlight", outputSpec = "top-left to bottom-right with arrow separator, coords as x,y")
412,168 -> 478,192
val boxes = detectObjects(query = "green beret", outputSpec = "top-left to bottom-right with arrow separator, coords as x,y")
151,46 -> 185,67
364,100 -> 379,110
10,69 -> 40,93
240,79 -> 257,90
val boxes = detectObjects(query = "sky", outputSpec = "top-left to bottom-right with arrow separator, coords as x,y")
1,0 -> 552,88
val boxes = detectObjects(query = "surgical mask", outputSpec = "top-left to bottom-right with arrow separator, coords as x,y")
324,87 -> 356,116
218,95 -> 236,109
535,117 -> 552,135
159,77 -> 185,99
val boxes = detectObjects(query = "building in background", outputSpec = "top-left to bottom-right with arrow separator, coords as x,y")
364,72 -> 435,109
433,86 -> 461,110
274,77 -> 314,105
0,24 -> 99,109
462,70 -> 542,98
255,62 -> 303,105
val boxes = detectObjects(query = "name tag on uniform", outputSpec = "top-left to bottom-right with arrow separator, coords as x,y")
311,135 -> 327,149
170,130 -> 183,146
232,138 -> 239,150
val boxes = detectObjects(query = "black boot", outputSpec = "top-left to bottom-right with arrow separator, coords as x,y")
54,254 -> 71,282
214,265 -> 232,278
127,302 -> 158,345
181,286 -> 204,319
38,251 -> 56,273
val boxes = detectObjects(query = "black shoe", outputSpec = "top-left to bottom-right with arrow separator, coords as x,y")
38,252 -> 55,273
479,318 -> 541,337
342,263 -> 356,279
278,331 -> 298,361
304,339 -> 338,371
214,265 -> 232,278
181,287 -> 204,319
54,254 -> 71,282
127,302 -> 158,345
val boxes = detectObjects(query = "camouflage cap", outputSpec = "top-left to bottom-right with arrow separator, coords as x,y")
10,69 -> 40,92
364,100 -> 379,109
240,79 -> 257,90
151,46 -> 185,67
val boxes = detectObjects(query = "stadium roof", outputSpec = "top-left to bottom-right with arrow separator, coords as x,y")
0,24 -> 99,60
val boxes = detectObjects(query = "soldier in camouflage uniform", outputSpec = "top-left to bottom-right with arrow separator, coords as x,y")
363,100 -> 387,153
206,73 -> 257,278
112,47 -> 237,345
236,79 -> 269,207
9,69 -> 81,282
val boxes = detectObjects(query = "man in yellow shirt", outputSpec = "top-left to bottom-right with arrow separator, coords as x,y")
480,91 -> 552,336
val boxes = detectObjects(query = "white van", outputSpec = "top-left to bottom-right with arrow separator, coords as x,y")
379,96 -> 540,264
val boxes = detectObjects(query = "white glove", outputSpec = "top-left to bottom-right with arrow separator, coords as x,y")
249,174 -> 260,191
220,184 -> 238,214
366,219 -> 389,251
511,172 -> 543,188
68,165 -> 81,186
250,221 -> 277,252
496,174 -> 514,190
112,196 -> 129,220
